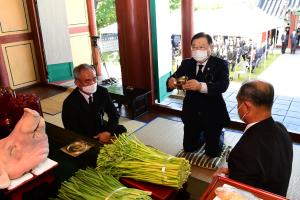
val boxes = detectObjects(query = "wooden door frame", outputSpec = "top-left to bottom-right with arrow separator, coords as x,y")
26,0 -> 48,83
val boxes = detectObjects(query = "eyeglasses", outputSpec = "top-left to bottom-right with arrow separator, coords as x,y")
82,77 -> 97,85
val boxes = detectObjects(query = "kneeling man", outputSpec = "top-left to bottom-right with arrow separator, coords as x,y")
62,64 -> 126,143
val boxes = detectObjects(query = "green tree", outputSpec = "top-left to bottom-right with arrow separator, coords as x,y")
95,0 -> 116,29
95,0 -> 180,28
169,0 -> 180,11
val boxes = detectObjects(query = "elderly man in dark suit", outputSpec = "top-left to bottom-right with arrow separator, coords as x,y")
62,64 -> 126,143
290,30 -> 298,54
167,32 -> 230,158
281,31 -> 288,54
215,80 -> 293,197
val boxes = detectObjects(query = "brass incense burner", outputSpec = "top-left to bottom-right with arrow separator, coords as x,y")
175,76 -> 188,90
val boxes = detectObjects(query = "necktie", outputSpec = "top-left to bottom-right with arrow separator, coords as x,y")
197,64 -> 204,76
88,95 -> 93,105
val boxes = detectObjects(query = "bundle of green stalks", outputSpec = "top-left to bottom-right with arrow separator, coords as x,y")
97,134 -> 190,189
55,167 -> 152,200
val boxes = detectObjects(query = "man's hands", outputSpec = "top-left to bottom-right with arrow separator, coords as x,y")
93,131 -> 113,144
182,80 -> 202,91
213,167 -> 229,177
167,77 -> 177,89
168,77 -> 202,92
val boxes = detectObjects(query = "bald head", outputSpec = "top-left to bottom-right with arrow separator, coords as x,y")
237,80 -> 274,110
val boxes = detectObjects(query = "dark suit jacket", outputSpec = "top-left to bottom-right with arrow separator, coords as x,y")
167,56 -> 230,127
62,86 -> 120,138
228,117 -> 293,196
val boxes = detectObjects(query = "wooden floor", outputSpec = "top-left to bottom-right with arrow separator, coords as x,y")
15,83 -> 68,100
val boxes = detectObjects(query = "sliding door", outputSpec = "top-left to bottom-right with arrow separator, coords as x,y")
36,0 -> 73,82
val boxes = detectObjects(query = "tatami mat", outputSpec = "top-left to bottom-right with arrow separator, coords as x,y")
133,117 -> 242,182
40,88 -> 73,115
119,117 -> 146,133
43,113 -> 64,128
43,112 -> 145,134
133,117 -> 184,156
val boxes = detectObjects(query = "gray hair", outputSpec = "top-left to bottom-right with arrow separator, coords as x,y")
73,64 -> 96,80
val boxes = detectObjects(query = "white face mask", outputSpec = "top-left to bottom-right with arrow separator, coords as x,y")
81,83 -> 97,94
192,50 -> 208,62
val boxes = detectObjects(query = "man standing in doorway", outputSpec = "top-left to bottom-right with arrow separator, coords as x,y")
281,31 -> 288,54
290,30 -> 298,54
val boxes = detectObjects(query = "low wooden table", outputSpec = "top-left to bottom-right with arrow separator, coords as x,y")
106,84 -> 151,119
1,171 -> 56,200
47,123 -> 209,199
1,123 -> 209,199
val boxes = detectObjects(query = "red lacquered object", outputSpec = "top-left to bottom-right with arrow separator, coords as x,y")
1,87 -> 43,138
120,178 -> 178,200
200,175 -> 288,200
8,93 -> 43,127
0,87 -> 15,138
2,161 -> 58,200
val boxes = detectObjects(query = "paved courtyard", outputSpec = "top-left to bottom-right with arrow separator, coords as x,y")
224,87 -> 300,133
161,49 -> 300,133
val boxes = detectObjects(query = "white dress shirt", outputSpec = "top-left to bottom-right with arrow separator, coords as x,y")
197,60 -> 208,93
79,90 -> 93,103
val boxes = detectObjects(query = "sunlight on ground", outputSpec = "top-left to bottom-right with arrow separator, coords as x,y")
229,53 -> 280,82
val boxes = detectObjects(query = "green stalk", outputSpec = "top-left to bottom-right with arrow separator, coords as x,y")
97,133 -> 190,189
54,167 -> 152,200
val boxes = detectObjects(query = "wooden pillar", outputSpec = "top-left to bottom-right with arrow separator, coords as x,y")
26,0 -> 47,83
288,12 -> 297,49
86,0 -> 101,77
115,0 -> 154,103
181,0 -> 194,59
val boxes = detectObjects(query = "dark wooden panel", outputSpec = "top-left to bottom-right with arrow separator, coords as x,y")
0,33 -> 32,44
26,0 -> 47,83
181,0 -> 193,59
115,0 -> 154,104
